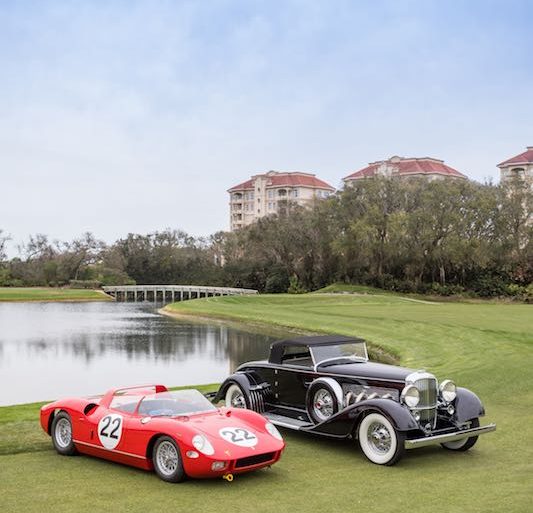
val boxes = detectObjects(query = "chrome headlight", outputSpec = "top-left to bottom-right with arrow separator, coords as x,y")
192,434 -> 215,456
439,380 -> 456,402
401,384 -> 420,408
265,422 -> 283,441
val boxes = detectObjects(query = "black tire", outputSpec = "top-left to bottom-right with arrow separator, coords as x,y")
357,412 -> 405,465
306,380 -> 341,424
51,411 -> 78,456
441,418 -> 480,452
152,436 -> 185,483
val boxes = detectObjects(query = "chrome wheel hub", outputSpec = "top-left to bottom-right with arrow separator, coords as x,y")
313,389 -> 334,421
55,418 -> 72,448
156,441 -> 179,476
367,422 -> 392,453
231,391 -> 246,408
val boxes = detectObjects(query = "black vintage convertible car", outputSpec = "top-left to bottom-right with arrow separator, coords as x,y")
215,335 -> 496,465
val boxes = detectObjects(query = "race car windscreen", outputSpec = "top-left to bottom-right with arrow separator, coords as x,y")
138,389 -> 217,417
311,342 -> 368,366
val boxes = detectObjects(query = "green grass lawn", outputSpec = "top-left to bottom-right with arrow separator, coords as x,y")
0,287 -> 111,302
1,293 -> 532,513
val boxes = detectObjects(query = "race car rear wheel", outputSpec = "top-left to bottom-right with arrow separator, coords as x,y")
357,412 -> 404,465
441,418 -> 480,451
51,411 -> 77,456
225,384 -> 247,409
153,436 -> 184,483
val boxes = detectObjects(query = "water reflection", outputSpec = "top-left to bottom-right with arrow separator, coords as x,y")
0,302 -> 283,406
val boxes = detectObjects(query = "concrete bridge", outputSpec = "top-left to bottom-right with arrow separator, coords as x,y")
102,285 -> 258,303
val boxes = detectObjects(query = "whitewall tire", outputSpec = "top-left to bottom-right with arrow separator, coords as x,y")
225,384 -> 247,409
441,418 -> 480,451
358,412 -> 404,465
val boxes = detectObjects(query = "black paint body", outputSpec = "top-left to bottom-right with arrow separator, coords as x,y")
215,335 -> 486,440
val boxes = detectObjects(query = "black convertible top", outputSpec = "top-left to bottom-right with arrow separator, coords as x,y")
269,335 -> 366,364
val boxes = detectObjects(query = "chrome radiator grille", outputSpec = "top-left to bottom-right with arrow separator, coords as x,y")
413,375 -> 438,429
416,377 -> 437,407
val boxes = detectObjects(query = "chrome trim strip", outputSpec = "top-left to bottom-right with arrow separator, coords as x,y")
236,363 -> 406,384
268,419 -> 303,430
73,439 -> 147,460
404,423 -> 496,449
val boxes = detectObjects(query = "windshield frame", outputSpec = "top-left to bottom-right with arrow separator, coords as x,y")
135,389 -> 217,418
310,341 -> 368,370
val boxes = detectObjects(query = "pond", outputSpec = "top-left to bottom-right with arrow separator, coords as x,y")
0,302 -> 285,406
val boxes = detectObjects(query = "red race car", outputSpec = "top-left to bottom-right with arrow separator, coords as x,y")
40,384 -> 285,482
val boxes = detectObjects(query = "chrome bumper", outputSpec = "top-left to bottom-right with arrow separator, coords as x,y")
405,423 -> 496,449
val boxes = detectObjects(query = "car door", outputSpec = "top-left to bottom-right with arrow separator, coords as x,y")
81,395 -> 141,461
274,346 -> 317,409
274,367 -> 311,408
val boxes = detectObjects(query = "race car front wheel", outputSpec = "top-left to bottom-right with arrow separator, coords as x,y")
357,412 -> 404,465
153,436 -> 184,483
51,411 -> 77,456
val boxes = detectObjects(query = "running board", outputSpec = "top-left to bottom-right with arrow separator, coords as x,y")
263,412 -> 313,430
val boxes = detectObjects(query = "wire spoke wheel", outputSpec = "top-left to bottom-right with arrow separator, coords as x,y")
54,418 -> 72,448
225,384 -> 247,409
156,441 -> 179,476
358,412 -> 404,465
152,436 -> 184,483
367,421 -> 392,454
51,411 -> 77,456
313,388 -> 334,421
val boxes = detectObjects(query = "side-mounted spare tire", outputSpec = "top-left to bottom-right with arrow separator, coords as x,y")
306,378 -> 344,424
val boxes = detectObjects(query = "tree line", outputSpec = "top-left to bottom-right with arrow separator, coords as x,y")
1,177 -> 531,298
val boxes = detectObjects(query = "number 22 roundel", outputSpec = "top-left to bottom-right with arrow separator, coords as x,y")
219,427 -> 258,447
98,414 -> 123,450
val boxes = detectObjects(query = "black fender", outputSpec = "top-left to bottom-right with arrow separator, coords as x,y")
214,372 -> 271,412
305,398 -> 419,438
454,387 -> 485,423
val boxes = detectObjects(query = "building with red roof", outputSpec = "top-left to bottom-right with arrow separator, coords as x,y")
343,155 -> 467,184
228,171 -> 335,231
498,147 -> 533,188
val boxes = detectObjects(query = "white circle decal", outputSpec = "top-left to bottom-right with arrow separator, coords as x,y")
219,427 -> 258,447
98,414 -> 123,450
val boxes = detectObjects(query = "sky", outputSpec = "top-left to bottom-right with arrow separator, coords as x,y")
1,0 -> 532,253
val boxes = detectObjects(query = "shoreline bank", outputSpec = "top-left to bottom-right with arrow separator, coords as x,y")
0,287 -> 113,302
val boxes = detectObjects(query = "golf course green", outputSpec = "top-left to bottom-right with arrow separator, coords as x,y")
1,292 -> 531,513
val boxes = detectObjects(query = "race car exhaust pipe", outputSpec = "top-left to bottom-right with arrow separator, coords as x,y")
222,473 -> 234,482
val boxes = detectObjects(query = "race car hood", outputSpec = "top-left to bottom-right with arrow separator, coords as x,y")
172,410 -> 283,457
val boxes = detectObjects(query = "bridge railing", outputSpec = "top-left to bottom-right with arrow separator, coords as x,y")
102,285 -> 258,302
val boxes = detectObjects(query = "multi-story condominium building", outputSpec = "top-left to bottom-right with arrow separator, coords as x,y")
498,147 -> 533,189
228,171 -> 335,231
343,155 -> 467,184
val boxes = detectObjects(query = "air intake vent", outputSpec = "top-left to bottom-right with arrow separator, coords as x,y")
235,452 -> 276,469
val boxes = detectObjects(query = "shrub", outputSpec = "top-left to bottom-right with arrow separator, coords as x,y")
264,267 -> 290,293
287,275 -> 307,294
69,280 -> 102,289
